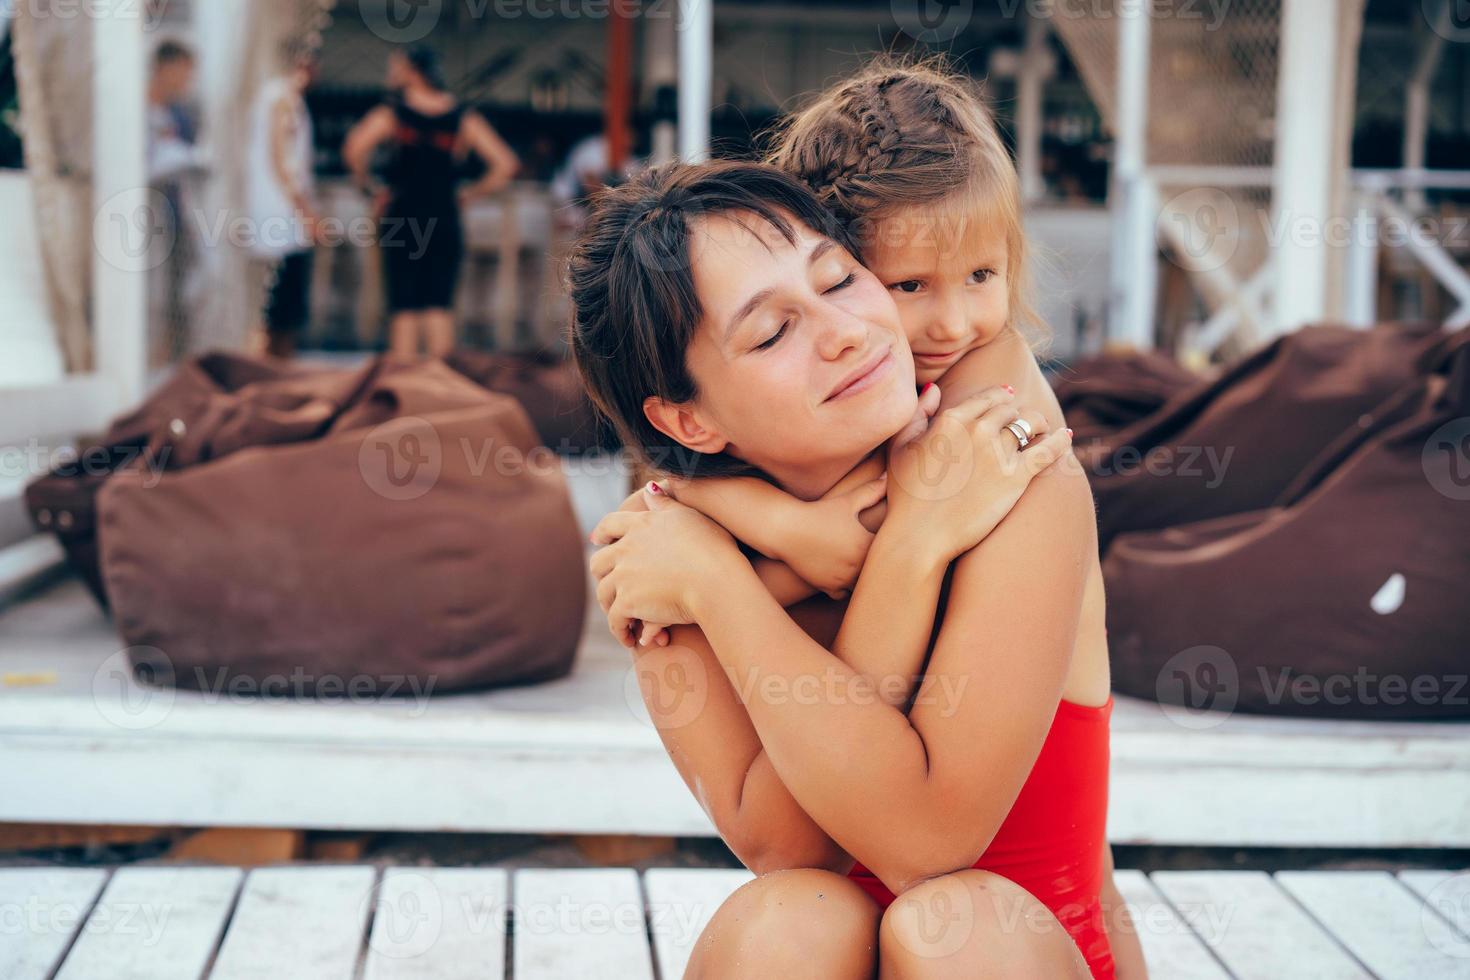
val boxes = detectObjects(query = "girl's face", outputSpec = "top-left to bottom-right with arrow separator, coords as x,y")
650,211 -> 917,494
863,209 -> 1011,386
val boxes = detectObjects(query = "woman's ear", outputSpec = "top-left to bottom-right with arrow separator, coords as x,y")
643,396 -> 729,456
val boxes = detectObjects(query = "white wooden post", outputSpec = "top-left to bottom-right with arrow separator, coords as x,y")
1270,0 -> 1340,334
645,5 -> 678,166
1343,188 -> 1378,327
677,0 -> 712,163
1109,0 -> 1155,348
1404,2 -> 1448,214
91,1 -> 150,410
1016,13 -> 1047,203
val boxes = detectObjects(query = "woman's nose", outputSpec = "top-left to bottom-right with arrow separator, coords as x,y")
814,308 -> 868,360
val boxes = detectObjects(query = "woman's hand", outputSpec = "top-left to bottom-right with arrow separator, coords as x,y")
589,484 -> 745,648
885,383 -> 1073,566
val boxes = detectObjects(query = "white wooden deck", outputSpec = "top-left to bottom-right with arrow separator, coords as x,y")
2,864 -> 1468,979
1,462 -> 1469,847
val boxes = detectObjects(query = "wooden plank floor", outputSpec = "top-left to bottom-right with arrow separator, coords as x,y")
2,865 -> 1467,979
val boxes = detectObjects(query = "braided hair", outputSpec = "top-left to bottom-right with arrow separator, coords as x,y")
766,57 -> 1043,343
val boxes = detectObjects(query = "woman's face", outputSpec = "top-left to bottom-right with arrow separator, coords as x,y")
662,211 -> 917,489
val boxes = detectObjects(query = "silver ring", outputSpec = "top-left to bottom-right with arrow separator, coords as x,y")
1004,420 -> 1031,449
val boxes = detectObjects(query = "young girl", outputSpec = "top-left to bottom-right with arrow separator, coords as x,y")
600,60 -> 1145,979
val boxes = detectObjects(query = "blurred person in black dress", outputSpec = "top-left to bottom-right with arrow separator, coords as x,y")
343,45 -> 519,358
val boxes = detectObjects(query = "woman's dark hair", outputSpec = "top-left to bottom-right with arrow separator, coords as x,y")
402,44 -> 447,92
568,160 -> 856,479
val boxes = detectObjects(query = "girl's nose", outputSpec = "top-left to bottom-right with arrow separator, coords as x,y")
927,292 -> 971,344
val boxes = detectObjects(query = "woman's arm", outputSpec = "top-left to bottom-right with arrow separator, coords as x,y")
684,465 -> 1096,896
341,105 -> 396,190
458,109 -> 520,198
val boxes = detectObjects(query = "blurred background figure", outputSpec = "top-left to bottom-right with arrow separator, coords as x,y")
146,38 -> 207,367
246,39 -> 322,361
549,121 -> 639,233
342,45 -> 519,360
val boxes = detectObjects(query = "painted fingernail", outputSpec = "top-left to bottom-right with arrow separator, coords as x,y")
1003,384 -> 1015,394
646,480 -> 663,495
920,382 -> 934,395
1065,428 -> 1073,437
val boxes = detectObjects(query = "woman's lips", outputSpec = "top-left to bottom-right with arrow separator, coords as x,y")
826,348 -> 895,402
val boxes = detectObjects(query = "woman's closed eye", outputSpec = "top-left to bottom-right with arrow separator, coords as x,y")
753,273 -> 855,351
755,320 -> 790,351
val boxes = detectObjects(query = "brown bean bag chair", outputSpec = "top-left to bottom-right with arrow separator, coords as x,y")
1082,323 -> 1447,552
93,353 -> 586,696
1050,348 -> 1200,445
1104,331 -> 1470,719
443,348 -> 617,454
25,352 -> 330,607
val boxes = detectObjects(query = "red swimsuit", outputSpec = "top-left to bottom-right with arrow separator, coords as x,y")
847,694 -> 1117,979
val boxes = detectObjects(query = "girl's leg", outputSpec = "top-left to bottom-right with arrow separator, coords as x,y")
389,311 -> 424,358
683,869 -> 880,980
878,870 -> 1091,980
423,308 -> 456,357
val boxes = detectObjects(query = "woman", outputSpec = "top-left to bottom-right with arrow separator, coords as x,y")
576,161 -> 1133,978
343,45 -> 519,358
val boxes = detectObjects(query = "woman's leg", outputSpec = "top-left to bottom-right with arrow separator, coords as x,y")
389,311 -> 424,357
878,870 -> 1091,980
683,869 -> 880,980
423,308 -> 456,357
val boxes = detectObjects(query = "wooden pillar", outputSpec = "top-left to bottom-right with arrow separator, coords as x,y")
605,0 -> 634,172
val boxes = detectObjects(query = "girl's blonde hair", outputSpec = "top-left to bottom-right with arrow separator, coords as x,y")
766,57 -> 1046,348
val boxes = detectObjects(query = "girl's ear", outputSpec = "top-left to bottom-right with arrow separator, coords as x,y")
643,396 -> 729,456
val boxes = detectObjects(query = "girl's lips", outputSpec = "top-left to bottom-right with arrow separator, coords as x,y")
826,349 -> 895,402
913,348 -> 966,363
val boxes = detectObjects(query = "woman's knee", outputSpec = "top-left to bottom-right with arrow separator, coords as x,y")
878,870 -> 1089,979
685,869 -> 880,979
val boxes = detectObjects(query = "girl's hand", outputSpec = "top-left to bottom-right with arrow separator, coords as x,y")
660,473 -> 889,602
886,383 -> 1073,565
589,483 -> 744,648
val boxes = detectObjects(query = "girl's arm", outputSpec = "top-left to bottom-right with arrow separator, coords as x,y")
659,465 -> 887,601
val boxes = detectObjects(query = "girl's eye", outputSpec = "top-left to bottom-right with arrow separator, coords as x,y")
825,272 -> 855,293
755,320 -> 790,351
971,268 -> 995,284
890,280 -> 923,294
